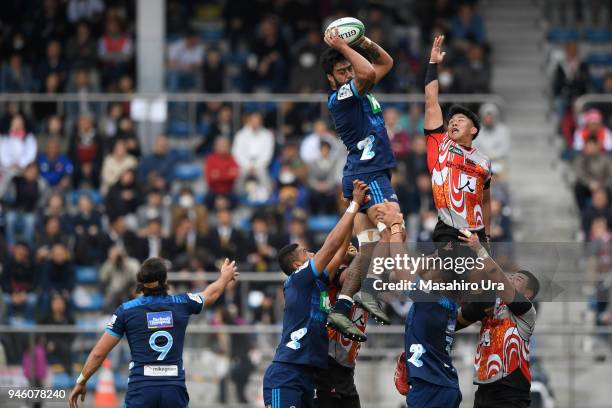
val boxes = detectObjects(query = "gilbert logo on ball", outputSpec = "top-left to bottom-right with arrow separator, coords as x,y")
325,17 -> 365,46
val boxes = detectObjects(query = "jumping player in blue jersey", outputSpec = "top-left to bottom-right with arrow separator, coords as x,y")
320,28 -> 404,341
68,257 -> 238,408
263,180 -> 369,408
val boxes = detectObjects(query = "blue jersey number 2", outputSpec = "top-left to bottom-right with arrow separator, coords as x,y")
357,135 -> 376,161
407,343 -> 426,368
149,331 -> 173,360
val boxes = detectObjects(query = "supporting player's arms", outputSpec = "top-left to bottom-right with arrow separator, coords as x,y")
358,36 -> 394,85
312,180 -> 369,274
375,202 -> 414,282
201,258 -> 239,306
325,29 -> 376,96
424,35 -> 446,130
69,332 -> 120,408
325,233 -> 353,281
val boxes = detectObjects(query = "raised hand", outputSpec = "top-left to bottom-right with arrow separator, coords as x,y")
324,28 -> 348,50
458,229 -> 483,252
351,179 -> 370,206
219,258 -> 238,282
376,201 -> 404,227
429,35 -> 446,64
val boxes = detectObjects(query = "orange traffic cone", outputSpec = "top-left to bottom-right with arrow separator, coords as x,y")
94,358 -> 118,408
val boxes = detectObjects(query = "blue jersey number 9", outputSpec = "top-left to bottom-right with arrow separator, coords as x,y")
149,331 -> 173,361
357,135 -> 376,161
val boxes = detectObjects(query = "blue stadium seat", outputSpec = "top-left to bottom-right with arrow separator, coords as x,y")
201,29 -> 224,42
76,317 -> 102,330
308,215 -> 340,232
8,317 -> 35,327
70,189 -> 102,206
75,292 -> 105,312
547,28 -> 578,43
167,120 -> 193,138
585,53 -> 612,66
170,148 -> 194,162
75,266 -> 98,284
584,28 -> 612,43
51,372 -> 73,389
174,163 -> 203,181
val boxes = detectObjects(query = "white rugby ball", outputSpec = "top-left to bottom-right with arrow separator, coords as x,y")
325,17 -> 365,46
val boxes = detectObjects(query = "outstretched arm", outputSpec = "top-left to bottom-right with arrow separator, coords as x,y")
313,180 -> 369,274
358,37 -> 394,85
424,35 -> 446,130
325,29 -> 376,96
201,258 -> 239,306
69,333 -> 120,408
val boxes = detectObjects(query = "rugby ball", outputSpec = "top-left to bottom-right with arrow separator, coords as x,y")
325,17 -> 365,46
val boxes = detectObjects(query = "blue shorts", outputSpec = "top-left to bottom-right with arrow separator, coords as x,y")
263,361 -> 314,408
407,378 -> 461,408
342,170 -> 397,212
124,385 -> 189,408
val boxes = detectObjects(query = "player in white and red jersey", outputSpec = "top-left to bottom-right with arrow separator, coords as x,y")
424,35 -> 492,255
457,230 -> 539,408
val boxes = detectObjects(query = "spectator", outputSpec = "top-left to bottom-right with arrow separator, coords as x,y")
489,196 -> 513,242
592,73 -> 612,129
474,103 -> 511,177
246,214 -> 287,272
100,138 -> 137,195
98,102 -> 124,140
98,16 -> 133,88
38,192 -> 69,232
198,208 -> 246,263
573,109 -> 612,152
37,115 -> 65,152
39,294 -> 75,375
232,112 -> 274,196
246,16 -> 289,92
1,242 -> 38,321
65,21 -> 98,70
405,135 -> 428,184
299,119 -> 342,164
4,163 -> 47,247
105,168 -> 142,225
287,216 -> 312,249
116,117 -> 141,158
451,3 -> 487,46
307,141 -> 339,215
33,0 -> 69,52
573,137 -> 612,211
41,243 -> 74,300
203,47 -> 225,93
99,245 -> 139,311
290,27 -> 325,92
205,137 -> 240,209
67,0 -> 104,25
384,107 -> 411,161
582,189 -> 612,241
37,136 -> 73,189
167,29 -> 204,92
34,73 -> 63,120
68,114 -> 102,189
172,187 -> 209,235
455,42 -> 491,93
403,103 -> 425,138
164,215 -> 198,268
0,115 -> 37,172
36,216 -> 71,263
37,39 -> 68,88
71,193 -> 106,265
552,41 -> 590,119
0,54 -> 33,92
137,135 -> 177,187
136,189 -> 172,234
197,105 -> 234,155
66,68 -> 100,118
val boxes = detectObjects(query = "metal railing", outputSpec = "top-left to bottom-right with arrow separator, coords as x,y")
574,94 -> 612,112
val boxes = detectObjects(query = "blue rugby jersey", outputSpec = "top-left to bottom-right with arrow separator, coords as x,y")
404,279 -> 460,389
327,79 -> 396,176
105,293 -> 204,389
272,258 -> 330,369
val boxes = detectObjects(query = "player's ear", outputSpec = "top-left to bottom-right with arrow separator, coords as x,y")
470,126 -> 478,137
326,73 -> 335,88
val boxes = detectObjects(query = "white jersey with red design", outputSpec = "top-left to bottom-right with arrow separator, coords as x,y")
474,297 -> 536,385
327,281 -> 368,368
426,126 -> 492,230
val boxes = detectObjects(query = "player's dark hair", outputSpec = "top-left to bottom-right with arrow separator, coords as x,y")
448,104 -> 481,139
137,257 -> 169,296
320,48 -> 346,75
278,243 -> 300,276
517,269 -> 540,300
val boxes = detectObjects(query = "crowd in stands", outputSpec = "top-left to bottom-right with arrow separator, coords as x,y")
544,0 -> 612,343
0,0 -> 515,395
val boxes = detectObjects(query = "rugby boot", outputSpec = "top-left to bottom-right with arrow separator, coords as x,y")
355,291 -> 390,325
326,311 -> 367,342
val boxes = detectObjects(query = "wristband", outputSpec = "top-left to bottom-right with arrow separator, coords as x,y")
346,201 -> 358,214
377,222 -> 388,233
476,246 -> 489,260
76,373 -> 87,385
425,62 -> 438,86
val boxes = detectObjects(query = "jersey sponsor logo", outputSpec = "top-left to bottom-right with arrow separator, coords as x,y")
147,311 -> 173,329
449,145 -> 464,156
187,293 -> 202,304
366,94 -> 382,113
286,327 -> 307,350
107,314 -> 117,329
143,365 -> 178,376
337,84 -> 353,100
